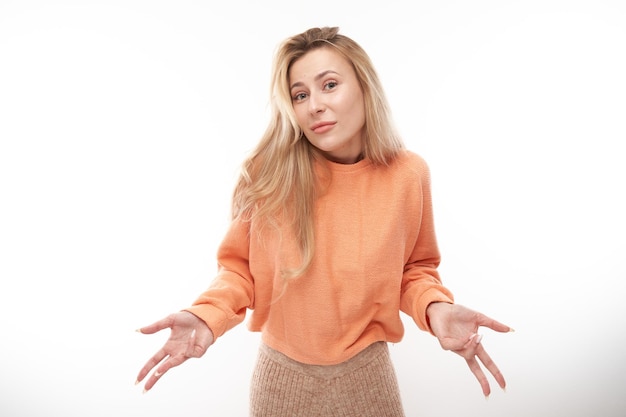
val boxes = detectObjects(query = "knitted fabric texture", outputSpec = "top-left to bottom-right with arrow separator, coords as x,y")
250,342 -> 406,417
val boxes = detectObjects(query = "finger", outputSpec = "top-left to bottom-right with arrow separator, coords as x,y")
476,344 -> 506,390
476,314 -> 513,333
463,333 -> 482,349
456,333 -> 482,357
185,329 -> 197,357
143,349 -> 194,392
465,356 -> 491,398
439,330 -> 480,352
142,356 -> 169,392
136,349 -> 167,384
136,315 -> 174,335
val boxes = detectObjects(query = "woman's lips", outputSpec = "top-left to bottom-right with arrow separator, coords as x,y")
311,121 -> 336,134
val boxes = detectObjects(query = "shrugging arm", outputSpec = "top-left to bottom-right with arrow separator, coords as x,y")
399,158 -> 454,333
184,218 -> 255,340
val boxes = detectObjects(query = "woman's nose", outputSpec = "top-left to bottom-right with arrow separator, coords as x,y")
308,94 -> 326,114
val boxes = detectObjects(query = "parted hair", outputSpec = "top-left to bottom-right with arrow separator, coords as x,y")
231,26 -> 405,278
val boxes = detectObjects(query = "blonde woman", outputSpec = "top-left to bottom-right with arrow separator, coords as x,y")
136,26 -> 513,416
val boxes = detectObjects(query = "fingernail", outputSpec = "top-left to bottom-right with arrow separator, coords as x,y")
134,379 -> 139,386
484,394 -> 490,401
143,388 -> 148,394
475,334 -> 483,344
468,333 -> 477,341
508,328 -> 516,333
154,371 -> 162,377
135,329 -> 143,333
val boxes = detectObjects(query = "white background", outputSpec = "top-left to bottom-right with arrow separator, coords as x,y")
1,0 -> 625,416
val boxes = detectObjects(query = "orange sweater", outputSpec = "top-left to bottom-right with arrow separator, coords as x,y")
185,150 -> 454,365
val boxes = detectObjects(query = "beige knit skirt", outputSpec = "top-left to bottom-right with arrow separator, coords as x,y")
249,341 -> 406,417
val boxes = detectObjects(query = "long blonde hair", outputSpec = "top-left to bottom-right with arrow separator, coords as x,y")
232,27 -> 405,278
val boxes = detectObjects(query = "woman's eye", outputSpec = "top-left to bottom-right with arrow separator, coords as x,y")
293,92 -> 307,101
324,81 -> 338,90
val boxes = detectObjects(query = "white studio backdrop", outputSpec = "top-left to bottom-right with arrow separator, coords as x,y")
1,1 -> 625,416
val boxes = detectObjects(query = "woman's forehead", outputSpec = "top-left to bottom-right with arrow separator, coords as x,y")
289,47 -> 352,84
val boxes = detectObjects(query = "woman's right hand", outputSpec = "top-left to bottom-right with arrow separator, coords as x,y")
135,311 -> 214,392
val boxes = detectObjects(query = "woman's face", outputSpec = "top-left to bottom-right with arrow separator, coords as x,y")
289,47 -> 366,164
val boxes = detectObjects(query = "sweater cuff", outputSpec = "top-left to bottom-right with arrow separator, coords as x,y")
183,304 -> 235,340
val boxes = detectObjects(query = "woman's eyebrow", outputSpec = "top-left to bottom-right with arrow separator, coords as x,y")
290,70 -> 340,90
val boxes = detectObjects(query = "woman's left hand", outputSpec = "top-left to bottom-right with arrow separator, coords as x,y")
426,302 -> 513,397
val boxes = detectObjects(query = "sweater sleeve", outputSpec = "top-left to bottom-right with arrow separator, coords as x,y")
184,217 -> 255,340
399,157 -> 454,333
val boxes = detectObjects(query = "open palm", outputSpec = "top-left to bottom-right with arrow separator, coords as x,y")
427,302 -> 513,397
135,311 -> 214,392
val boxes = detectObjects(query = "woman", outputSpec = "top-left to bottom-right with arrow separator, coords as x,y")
136,26 -> 512,416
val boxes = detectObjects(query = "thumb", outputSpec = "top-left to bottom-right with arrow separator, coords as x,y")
185,329 -> 197,357
136,315 -> 175,335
